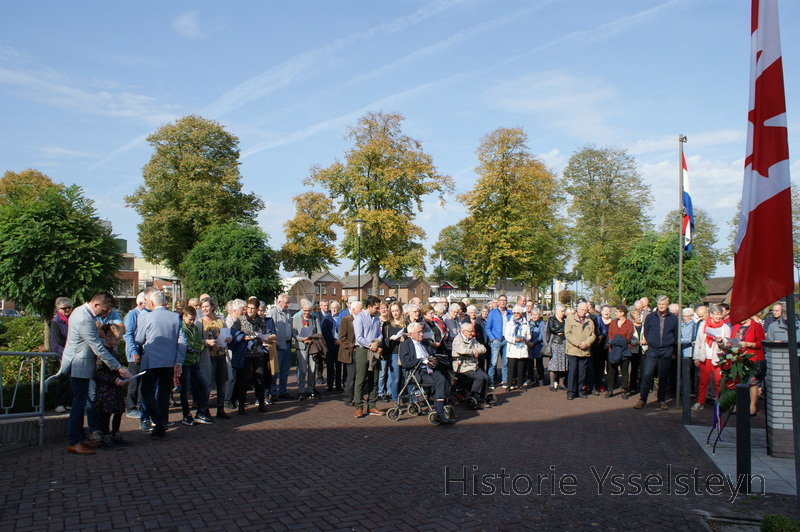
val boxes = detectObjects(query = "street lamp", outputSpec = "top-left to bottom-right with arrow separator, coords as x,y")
354,218 -> 365,301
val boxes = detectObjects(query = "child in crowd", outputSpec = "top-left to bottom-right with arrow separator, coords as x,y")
95,324 -> 133,449
180,306 -> 214,425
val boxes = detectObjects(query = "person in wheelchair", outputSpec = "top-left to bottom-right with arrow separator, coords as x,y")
451,322 -> 490,408
399,322 -> 453,425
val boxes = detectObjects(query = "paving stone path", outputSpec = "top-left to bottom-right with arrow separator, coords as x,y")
0,381 -> 796,531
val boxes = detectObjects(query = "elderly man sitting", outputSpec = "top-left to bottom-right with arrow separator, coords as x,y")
451,322 -> 490,407
399,322 -> 453,425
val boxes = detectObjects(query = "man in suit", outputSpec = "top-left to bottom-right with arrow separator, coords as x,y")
60,292 -> 132,455
337,301 -> 361,407
135,291 -> 187,438
322,300 -> 342,392
399,322 -> 453,425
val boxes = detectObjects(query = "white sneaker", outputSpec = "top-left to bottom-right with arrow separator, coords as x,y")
55,405 -> 66,413
691,402 -> 704,411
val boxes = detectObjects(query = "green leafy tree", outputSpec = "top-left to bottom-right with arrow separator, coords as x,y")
614,231 -> 707,305
179,222 -> 281,304
0,180 -> 122,318
431,219 -> 478,291
659,207 -> 722,279
0,169 -> 63,207
125,114 -> 263,276
305,111 -> 453,288
280,192 -> 341,277
562,145 -> 652,297
458,127 -> 567,291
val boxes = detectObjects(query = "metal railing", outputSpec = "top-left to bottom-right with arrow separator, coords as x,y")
0,351 -> 59,446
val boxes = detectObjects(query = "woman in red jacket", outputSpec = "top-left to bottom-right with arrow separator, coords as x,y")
730,316 -> 765,416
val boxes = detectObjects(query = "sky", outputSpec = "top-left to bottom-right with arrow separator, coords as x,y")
2,0 -> 799,282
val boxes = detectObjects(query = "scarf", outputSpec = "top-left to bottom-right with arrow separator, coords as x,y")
237,315 -> 266,357
705,317 -> 725,346
57,310 -> 70,326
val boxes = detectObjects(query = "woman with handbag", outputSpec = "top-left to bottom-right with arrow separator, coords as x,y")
545,304 -> 567,391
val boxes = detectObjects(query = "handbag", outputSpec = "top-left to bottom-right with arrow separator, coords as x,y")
540,336 -> 553,357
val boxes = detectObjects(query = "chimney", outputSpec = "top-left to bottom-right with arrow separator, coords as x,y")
344,271 -> 350,277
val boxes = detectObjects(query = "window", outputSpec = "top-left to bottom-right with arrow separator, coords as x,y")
331,287 -> 336,295
379,288 -> 384,296
367,288 -> 372,295
413,289 -> 417,295
321,286 -> 327,295
422,288 -> 425,295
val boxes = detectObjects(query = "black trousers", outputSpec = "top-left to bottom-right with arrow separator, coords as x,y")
639,347 -> 673,403
141,367 -> 174,429
342,361 -> 355,404
460,369 -> 488,399
235,356 -> 267,406
566,355 -> 589,396
606,359 -> 631,392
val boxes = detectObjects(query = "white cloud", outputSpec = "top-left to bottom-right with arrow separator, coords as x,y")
0,66 -> 176,125
38,146 -> 101,159
488,71 -> 619,142
171,12 -> 202,39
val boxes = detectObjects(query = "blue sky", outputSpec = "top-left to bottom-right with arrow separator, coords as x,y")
2,0 -> 798,280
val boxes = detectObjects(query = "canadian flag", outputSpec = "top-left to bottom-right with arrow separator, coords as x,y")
682,153 -> 693,252
730,0 -> 794,324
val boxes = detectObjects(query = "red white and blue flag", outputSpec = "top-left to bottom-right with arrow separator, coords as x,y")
730,0 -> 794,324
681,153 -> 693,252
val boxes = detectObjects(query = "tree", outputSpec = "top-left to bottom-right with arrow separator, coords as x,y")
0,178 -> 122,318
562,145 -> 652,296
458,127 -> 567,290
179,221 -> 281,304
614,231 -> 707,305
431,219 -> 478,291
0,169 -> 63,207
659,207 -> 722,279
305,111 -> 453,289
280,192 -> 340,278
125,114 -> 263,276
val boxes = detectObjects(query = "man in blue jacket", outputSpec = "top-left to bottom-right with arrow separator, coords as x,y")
485,294 -> 512,387
135,291 -> 187,437
635,295 -> 678,410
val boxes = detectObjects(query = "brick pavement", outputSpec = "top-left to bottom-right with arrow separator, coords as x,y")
0,380 -> 796,531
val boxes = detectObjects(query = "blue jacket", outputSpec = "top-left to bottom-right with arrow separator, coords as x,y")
135,306 -> 187,369
527,318 -> 546,358
485,307 -> 512,342
643,311 -> 679,349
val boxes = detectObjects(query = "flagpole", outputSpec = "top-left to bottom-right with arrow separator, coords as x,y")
677,134 -> 687,414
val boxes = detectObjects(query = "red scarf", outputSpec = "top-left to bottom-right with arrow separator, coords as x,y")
705,317 -> 725,347
57,310 -> 70,326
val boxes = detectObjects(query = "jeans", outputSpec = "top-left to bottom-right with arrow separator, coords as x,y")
270,344 -> 292,396
125,361 -> 141,413
141,367 -> 174,429
377,358 -> 389,396
179,363 -> 210,417
639,347 -> 673,403
68,377 -> 91,446
566,355 -> 589,396
387,352 -> 401,403
488,340 -> 508,384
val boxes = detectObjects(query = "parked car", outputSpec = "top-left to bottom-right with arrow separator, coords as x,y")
0,309 -> 22,318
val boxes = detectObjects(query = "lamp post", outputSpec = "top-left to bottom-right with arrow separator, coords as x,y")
354,218 -> 365,301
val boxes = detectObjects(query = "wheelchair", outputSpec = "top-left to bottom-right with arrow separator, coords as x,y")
386,358 -> 455,425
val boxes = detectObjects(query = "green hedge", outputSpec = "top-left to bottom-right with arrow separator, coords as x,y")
0,316 -> 47,386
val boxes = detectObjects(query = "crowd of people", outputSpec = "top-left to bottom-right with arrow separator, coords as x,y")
49,288 -> 789,455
